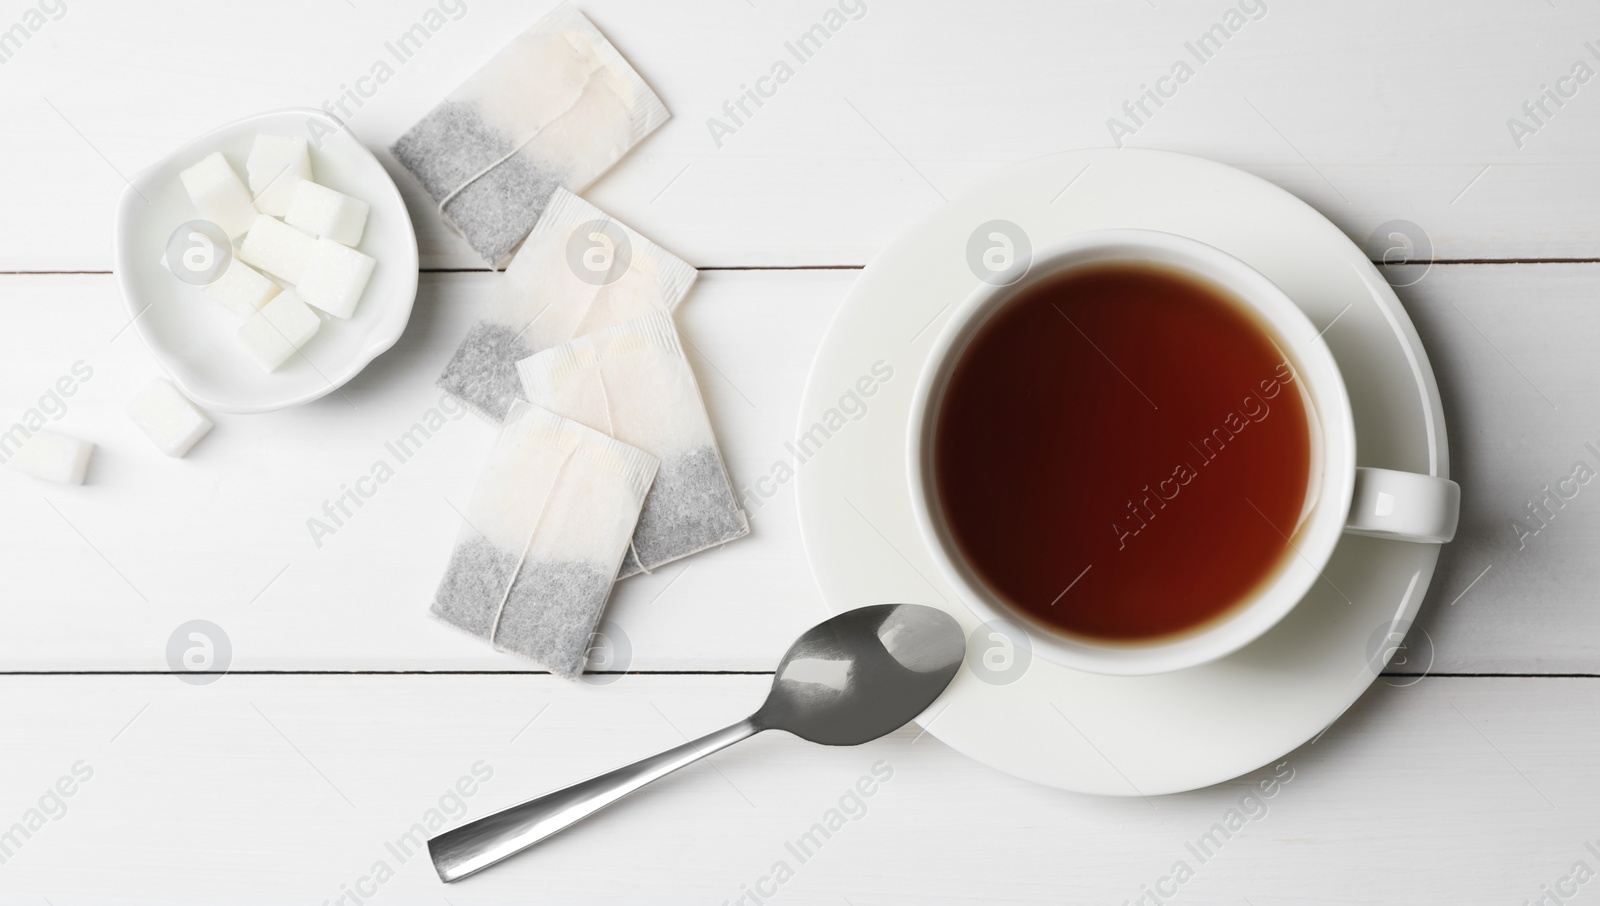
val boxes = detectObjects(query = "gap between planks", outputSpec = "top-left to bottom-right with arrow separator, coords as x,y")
5,259 -> 1600,277
0,670 -> 1595,678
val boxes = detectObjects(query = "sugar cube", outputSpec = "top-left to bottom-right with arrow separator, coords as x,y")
238,291 -> 321,372
205,258 -> 280,319
284,181 -> 369,246
246,134 -> 312,217
126,378 -> 213,458
239,215 -> 317,284
179,152 -> 258,239
297,237 -> 375,319
6,430 -> 93,485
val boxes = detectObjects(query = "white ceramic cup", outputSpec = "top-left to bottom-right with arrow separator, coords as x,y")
907,228 -> 1461,676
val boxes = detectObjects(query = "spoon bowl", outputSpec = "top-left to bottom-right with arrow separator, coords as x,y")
429,603 -> 965,882
758,603 -> 963,745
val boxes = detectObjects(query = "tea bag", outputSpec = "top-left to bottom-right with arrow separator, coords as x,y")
431,400 -> 657,678
437,187 -> 697,422
517,310 -> 750,577
391,4 -> 670,265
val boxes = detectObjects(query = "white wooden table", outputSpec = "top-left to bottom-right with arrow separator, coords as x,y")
3,1 -> 1598,901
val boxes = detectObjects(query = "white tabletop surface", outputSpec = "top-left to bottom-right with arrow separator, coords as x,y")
2,1 -> 1598,902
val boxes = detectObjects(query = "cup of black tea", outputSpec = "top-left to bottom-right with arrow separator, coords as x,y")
908,229 -> 1460,675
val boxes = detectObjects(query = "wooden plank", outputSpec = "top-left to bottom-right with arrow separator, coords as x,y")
0,673 -> 1590,903
1,0 -> 1599,270
4,264 -> 1600,672
1401,262 -> 1600,673
0,269 -> 847,671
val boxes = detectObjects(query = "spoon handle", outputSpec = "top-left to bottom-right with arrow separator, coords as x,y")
429,717 -> 762,882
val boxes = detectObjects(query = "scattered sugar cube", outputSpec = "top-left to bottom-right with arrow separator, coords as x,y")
127,378 -> 213,458
297,238 -> 375,319
6,430 -> 93,485
284,181 -> 369,247
238,291 -> 321,372
246,134 -> 312,217
239,215 -> 316,284
179,152 -> 257,239
205,258 -> 280,319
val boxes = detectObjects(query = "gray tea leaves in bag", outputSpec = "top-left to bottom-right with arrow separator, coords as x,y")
430,400 -> 657,678
516,311 -> 750,577
436,187 -> 696,422
391,4 -> 670,265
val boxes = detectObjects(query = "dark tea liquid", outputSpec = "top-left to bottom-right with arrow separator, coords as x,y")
933,262 -> 1313,643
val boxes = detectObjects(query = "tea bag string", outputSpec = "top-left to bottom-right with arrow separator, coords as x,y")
514,300 -> 554,346
434,140 -> 539,220
597,370 -> 652,576
486,447 -> 577,644
567,241 -> 612,335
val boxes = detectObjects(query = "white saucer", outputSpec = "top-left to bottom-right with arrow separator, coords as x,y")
794,149 -> 1450,794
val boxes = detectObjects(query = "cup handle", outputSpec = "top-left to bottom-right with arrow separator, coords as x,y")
1343,467 -> 1460,543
